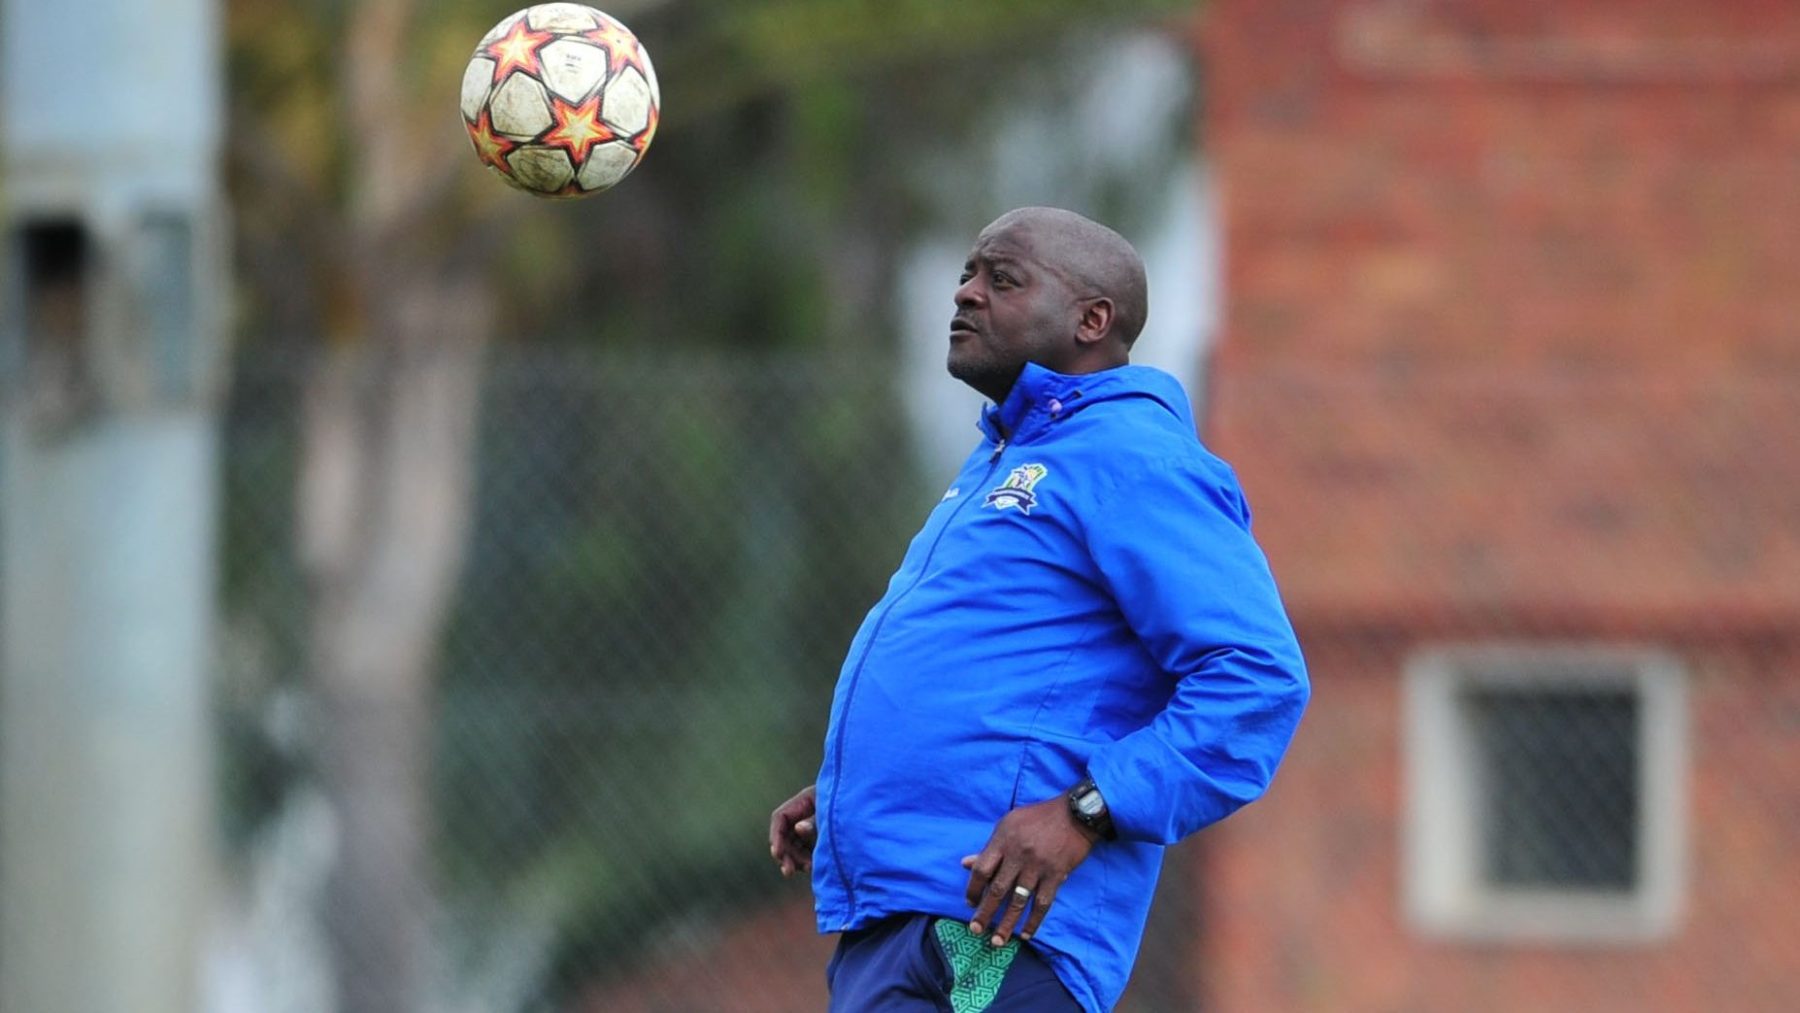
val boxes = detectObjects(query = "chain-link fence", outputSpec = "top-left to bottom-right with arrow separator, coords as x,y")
209,350 -> 1800,1012
213,347 -> 939,1012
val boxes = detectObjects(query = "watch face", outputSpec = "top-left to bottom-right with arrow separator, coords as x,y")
1075,791 -> 1105,817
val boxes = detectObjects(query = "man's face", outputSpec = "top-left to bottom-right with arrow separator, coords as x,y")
947,221 -> 1083,403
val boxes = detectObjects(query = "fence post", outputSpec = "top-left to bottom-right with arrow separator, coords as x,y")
0,0 -> 227,1009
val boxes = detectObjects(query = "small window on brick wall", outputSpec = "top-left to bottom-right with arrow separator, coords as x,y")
1404,646 -> 1687,943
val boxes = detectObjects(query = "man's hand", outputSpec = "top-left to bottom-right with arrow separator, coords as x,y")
962,793 -> 1100,947
768,784 -> 818,878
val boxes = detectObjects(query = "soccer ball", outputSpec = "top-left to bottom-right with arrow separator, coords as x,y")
460,4 -> 660,198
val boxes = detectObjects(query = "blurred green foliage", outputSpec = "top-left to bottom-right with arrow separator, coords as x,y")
226,0 -> 1194,350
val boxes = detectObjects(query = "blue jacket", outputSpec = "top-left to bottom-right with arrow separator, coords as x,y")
811,362 -> 1308,1012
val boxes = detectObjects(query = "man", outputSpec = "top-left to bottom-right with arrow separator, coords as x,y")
769,207 -> 1308,1012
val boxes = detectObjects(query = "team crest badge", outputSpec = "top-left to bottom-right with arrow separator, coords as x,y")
984,463 -> 1049,514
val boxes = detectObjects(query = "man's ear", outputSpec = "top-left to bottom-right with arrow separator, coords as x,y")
1075,297 -> 1116,347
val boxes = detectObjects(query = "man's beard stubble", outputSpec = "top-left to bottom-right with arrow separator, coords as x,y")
947,352 -> 1024,406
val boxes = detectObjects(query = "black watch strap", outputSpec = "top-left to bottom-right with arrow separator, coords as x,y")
1068,776 -> 1117,841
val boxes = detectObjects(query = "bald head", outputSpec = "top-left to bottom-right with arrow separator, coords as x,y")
948,207 -> 1152,401
981,207 -> 1149,347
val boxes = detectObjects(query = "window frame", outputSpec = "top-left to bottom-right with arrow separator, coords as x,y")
1403,644 -> 1688,943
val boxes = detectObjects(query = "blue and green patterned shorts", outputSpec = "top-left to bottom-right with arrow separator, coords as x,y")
826,912 -> 1082,1012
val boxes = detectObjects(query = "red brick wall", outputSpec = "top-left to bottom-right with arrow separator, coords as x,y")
1204,0 -> 1800,623
1200,637 -> 1800,1012
1201,0 -> 1800,1009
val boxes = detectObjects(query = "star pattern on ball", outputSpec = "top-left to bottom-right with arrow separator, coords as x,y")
582,16 -> 649,79
484,19 -> 553,84
542,94 -> 620,165
464,108 -> 518,172
629,100 -> 660,154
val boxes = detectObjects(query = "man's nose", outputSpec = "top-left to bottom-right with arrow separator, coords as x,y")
954,277 -> 983,307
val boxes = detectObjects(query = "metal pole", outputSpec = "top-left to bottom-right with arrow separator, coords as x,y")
0,0 -> 226,1009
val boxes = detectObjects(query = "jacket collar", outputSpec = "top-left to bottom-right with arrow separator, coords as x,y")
977,362 -> 1085,444
975,362 -> 1198,446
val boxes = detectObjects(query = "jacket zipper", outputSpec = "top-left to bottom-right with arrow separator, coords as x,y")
824,437 -> 1007,912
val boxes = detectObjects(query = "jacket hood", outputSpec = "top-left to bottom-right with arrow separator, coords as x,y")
979,362 -> 1198,444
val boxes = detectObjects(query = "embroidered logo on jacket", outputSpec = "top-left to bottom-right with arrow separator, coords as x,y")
983,463 -> 1049,514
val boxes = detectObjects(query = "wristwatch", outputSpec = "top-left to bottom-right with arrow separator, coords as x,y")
1067,777 -> 1117,841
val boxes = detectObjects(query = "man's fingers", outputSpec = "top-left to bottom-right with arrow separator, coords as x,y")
770,815 -> 815,876
963,849 -> 1002,908
768,810 -> 787,856
988,881 -> 1036,946
774,834 -> 815,873
768,787 -> 820,879
969,863 -> 1017,935
1019,879 -> 1061,941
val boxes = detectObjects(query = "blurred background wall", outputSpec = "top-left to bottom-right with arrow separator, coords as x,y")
1203,0 -> 1800,1009
0,0 -> 1797,1011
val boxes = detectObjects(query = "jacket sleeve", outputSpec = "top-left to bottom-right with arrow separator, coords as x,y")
1082,455 -> 1309,845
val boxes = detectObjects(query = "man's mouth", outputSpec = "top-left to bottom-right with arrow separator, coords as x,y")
950,317 -> 979,338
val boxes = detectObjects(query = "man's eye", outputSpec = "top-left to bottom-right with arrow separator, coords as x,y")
992,272 -> 1014,286
959,272 -> 974,284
